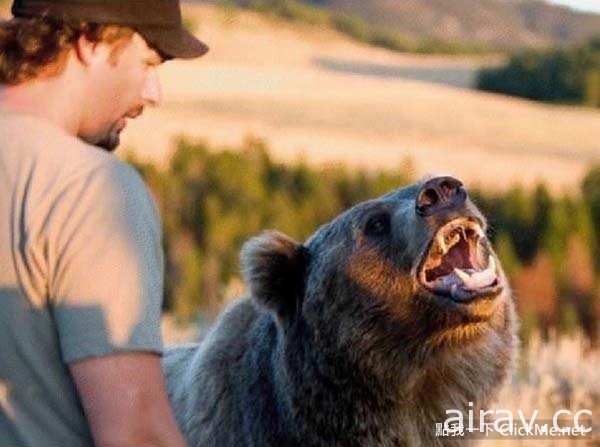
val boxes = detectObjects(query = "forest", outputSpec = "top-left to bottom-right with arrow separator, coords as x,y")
128,136 -> 600,343
477,36 -> 600,108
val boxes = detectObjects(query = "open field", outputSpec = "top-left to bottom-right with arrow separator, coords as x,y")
118,3 -> 600,195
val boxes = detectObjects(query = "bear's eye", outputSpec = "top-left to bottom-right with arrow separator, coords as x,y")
364,213 -> 391,237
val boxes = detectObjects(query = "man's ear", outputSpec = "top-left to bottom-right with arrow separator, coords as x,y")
73,35 -> 111,67
73,34 -> 98,66
241,231 -> 307,317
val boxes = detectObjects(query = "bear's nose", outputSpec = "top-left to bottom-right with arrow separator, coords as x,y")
416,176 -> 466,216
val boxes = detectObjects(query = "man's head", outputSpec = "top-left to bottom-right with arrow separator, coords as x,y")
76,29 -> 165,150
0,0 -> 208,150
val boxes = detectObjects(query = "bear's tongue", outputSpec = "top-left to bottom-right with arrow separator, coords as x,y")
426,257 -> 497,291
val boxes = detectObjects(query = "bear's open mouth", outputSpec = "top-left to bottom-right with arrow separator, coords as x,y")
418,218 -> 502,303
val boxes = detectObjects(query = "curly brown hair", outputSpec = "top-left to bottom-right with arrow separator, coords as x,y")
0,16 -> 135,85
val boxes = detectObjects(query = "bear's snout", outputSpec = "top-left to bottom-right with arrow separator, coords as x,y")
416,176 -> 467,217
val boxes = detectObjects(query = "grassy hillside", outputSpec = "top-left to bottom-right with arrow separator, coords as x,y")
119,3 -> 600,195
194,0 -> 600,57
287,0 -> 600,48
221,0 -> 494,54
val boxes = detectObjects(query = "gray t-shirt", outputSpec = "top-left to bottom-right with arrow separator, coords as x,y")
0,111 -> 164,447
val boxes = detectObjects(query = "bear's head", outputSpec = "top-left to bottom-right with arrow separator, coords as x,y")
241,176 -> 515,384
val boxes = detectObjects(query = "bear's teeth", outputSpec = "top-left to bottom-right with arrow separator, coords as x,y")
474,225 -> 486,238
437,230 -> 460,254
437,233 -> 449,254
453,256 -> 496,290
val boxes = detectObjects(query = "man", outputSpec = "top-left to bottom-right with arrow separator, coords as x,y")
0,1 -> 208,446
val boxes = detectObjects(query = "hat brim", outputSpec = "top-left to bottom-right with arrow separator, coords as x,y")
137,26 -> 209,60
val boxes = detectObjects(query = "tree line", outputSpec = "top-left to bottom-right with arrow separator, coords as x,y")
128,137 -> 600,342
477,36 -> 600,108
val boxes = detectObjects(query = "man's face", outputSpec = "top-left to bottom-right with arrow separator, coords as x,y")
79,33 -> 163,151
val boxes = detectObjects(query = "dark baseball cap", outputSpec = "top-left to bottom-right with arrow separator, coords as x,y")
11,0 -> 209,59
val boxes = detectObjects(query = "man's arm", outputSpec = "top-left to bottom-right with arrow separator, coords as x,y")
70,353 -> 189,447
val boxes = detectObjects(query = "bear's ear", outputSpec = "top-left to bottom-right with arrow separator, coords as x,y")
241,231 -> 307,317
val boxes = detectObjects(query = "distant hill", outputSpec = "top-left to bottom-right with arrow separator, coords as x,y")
303,0 -> 600,48
216,0 -> 600,49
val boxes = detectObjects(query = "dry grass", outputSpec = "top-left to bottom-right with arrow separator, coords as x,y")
486,332 -> 600,446
119,3 -> 600,195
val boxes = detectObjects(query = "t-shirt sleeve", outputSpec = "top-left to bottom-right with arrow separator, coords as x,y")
47,159 -> 164,363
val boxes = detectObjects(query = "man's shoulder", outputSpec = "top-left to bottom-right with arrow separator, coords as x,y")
0,111 -> 144,193
1,111 -> 110,163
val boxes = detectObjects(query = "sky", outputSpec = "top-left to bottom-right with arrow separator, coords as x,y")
544,0 -> 600,14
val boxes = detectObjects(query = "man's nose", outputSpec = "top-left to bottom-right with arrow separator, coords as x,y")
141,67 -> 163,107
415,176 -> 466,216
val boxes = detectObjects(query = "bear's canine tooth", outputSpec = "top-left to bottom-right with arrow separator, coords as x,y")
473,223 -> 485,238
446,230 -> 461,247
437,232 -> 448,254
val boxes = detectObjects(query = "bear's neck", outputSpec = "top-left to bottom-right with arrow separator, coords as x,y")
275,320 -> 515,447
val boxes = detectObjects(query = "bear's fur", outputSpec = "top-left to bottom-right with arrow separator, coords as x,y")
163,178 -> 517,447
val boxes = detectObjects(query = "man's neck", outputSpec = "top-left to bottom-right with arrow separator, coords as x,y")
0,61 -> 85,136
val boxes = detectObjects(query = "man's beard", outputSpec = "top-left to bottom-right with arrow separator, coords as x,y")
92,121 -> 123,152
96,130 -> 120,152
85,108 -> 141,152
